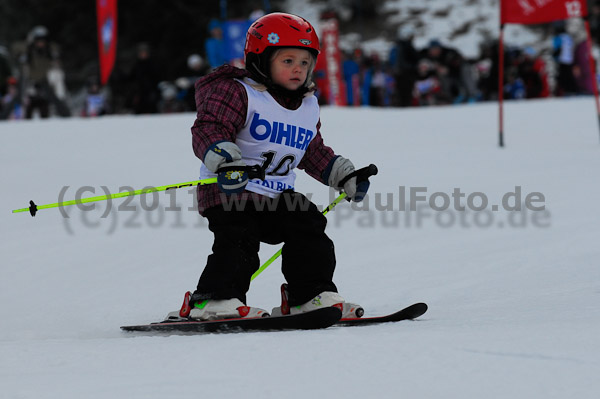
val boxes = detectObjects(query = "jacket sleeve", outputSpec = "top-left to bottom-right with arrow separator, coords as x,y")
191,79 -> 248,162
297,118 -> 337,184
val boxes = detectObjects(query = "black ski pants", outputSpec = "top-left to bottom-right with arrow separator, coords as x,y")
193,191 -> 337,306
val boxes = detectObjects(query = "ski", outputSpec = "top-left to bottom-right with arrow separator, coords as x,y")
120,307 -> 342,334
336,302 -> 428,326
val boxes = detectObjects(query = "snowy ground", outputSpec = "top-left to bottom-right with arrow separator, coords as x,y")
1,98 -> 600,398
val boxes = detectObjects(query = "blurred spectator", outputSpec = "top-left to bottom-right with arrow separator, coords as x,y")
374,63 -> 395,106
1,77 -> 24,120
360,55 -> 375,105
361,54 -> 394,106
413,59 -> 442,105
569,18 -> 595,94
205,19 -> 226,69
0,45 -> 14,96
389,24 -> 419,107
188,53 -> 209,77
158,81 -> 186,113
178,54 -> 209,111
476,41 -> 501,100
504,68 -> 526,99
573,40 -> 594,94
128,43 -> 161,114
249,9 -> 265,22
47,60 -> 67,102
517,48 -> 545,98
589,2 -> 600,43
419,40 -> 450,103
23,26 -> 70,118
82,77 -> 108,117
527,48 -> 550,97
474,48 -> 492,100
342,50 -> 361,106
420,39 -> 477,104
552,24 -> 578,95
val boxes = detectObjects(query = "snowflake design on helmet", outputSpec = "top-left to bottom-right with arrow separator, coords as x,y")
267,32 -> 280,44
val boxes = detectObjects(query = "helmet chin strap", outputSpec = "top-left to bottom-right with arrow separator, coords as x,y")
249,62 -> 269,82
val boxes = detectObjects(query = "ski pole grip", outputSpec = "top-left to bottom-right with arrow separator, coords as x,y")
338,164 -> 378,188
29,200 -> 38,217
217,165 -> 266,181
246,164 -> 266,180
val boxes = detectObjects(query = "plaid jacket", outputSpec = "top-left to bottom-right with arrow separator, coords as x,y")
191,65 -> 336,214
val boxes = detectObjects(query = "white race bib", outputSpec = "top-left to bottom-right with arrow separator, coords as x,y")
200,79 -> 320,198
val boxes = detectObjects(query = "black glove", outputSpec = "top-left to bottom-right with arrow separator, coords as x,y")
204,141 -> 248,194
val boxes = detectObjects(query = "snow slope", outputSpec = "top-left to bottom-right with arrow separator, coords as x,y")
1,98 -> 600,398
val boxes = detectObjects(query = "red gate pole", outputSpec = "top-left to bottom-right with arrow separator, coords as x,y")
498,24 -> 505,148
584,19 -> 600,143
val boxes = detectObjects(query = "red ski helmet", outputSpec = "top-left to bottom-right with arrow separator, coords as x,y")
244,12 -> 320,83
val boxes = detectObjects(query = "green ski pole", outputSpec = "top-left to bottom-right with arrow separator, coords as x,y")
12,178 -> 218,217
250,192 -> 348,282
12,165 -> 266,217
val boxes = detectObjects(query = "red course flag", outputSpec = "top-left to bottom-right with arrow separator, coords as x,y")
498,0 -> 600,147
96,0 -> 118,85
320,18 -> 347,106
501,0 -> 587,25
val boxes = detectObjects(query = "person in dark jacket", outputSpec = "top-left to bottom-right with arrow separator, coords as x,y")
128,43 -> 161,114
389,25 -> 419,107
23,26 -> 70,118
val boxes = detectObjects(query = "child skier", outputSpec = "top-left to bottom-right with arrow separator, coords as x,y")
176,12 -> 370,321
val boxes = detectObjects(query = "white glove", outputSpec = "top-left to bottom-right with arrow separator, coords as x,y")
203,141 -> 245,173
327,156 -> 359,199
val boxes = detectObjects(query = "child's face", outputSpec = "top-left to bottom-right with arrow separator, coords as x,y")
270,48 -> 312,91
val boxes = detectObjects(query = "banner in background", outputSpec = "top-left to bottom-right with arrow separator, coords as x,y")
320,18 -> 346,106
222,20 -> 253,65
501,0 -> 587,24
96,0 -> 118,85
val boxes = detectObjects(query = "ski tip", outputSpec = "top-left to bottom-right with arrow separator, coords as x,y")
120,325 -> 138,332
408,302 -> 428,319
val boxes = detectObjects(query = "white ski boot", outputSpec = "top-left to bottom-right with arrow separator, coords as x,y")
165,292 -> 269,321
271,284 -> 364,319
